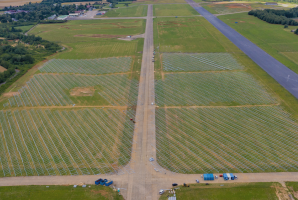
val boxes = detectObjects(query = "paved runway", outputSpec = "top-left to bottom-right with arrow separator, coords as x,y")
186,0 -> 298,99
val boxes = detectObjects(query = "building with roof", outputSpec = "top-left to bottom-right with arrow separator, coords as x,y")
57,15 -> 68,20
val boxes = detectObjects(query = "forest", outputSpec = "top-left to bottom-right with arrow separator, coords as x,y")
248,9 -> 298,26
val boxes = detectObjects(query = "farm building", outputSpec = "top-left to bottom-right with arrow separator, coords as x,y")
265,2 -> 278,5
69,13 -> 80,17
57,15 -> 68,20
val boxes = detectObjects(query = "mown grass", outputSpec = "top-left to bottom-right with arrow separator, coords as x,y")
201,2 -> 284,14
159,183 -> 280,200
0,185 -> 123,200
154,16 -> 298,118
218,12 -> 298,73
153,4 -> 199,16
15,25 -> 34,33
99,5 -> 147,17
30,19 -> 146,59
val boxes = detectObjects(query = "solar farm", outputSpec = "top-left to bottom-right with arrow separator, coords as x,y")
0,56 -> 137,177
155,53 -> 298,173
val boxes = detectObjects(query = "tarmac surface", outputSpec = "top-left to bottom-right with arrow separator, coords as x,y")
186,0 -> 298,99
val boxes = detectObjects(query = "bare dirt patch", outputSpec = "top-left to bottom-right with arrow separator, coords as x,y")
3,92 -> 19,97
0,66 -> 7,72
226,3 -> 251,10
118,34 -> 145,41
272,184 -> 291,200
74,34 -> 125,38
70,87 -> 95,96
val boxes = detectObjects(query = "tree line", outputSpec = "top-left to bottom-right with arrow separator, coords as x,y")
248,9 -> 298,26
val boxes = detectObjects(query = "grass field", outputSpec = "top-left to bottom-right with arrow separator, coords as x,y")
133,0 -> 186,4
100,5 -> 147,17
160,183 -> 280,200
0,185 -> 123,200
30,19 -> 145,59
153,4 -> 198,16
286,182 -> 298,199
154,17 -> 226,53
218,13 -> 298,74
200,2 -> 284,14
15,25 -> 34,33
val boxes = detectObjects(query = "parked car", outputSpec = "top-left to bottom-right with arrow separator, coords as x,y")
159,189 -> 164,195
196,179 -> 199,183
172,183 -> 178,186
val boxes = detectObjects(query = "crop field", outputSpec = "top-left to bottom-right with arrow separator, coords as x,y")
101,5 -> 147,17
5,74 -> 138,107
0,108 -> 135,177
30,19 -> 145,59
39,57 -> 132,75
153,4 -> 198,16
218,13 -> 298,73
156,106 -> 298,173
162,53 -> 243,72
155,71 -> 276,106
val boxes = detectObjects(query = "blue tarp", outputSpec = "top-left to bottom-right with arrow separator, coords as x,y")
203,174 -> 214,180
223,173 -> 234,180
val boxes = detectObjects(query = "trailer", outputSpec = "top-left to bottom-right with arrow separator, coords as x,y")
104,180 -> 113,186
203,174 -> 214,181
95,178 -> 103,185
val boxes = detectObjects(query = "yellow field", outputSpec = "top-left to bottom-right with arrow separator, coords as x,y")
0,0 -> 41,7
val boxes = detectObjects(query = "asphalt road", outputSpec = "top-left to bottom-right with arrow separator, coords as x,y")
186,0 -> 298,99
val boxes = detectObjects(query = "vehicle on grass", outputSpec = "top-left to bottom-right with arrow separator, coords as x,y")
159,189 -> 164,195
183,183 -> 189,187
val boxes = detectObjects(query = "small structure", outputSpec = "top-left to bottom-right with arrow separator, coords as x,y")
97,11 -> 106,15
203,174 -> 214,181
69,13 -> 80,17
47,14 -> 56,20
265,2 -> 278,5
57,15 -> 68,20
223,173 -> 234,180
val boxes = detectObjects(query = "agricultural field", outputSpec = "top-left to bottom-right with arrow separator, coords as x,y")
0,185 -> 123,200
100,5 -> 147,17
0,0 -> 41,8
218,12 -> 298,73
155,71 -> 276,106
29,19 -> 145,59
0,108 -> 135,177
39,57 -> 132,75
159,183 -> 281,200
153,4 -> 198,16
154,16 -> 298,174
0,18 -> 142,177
